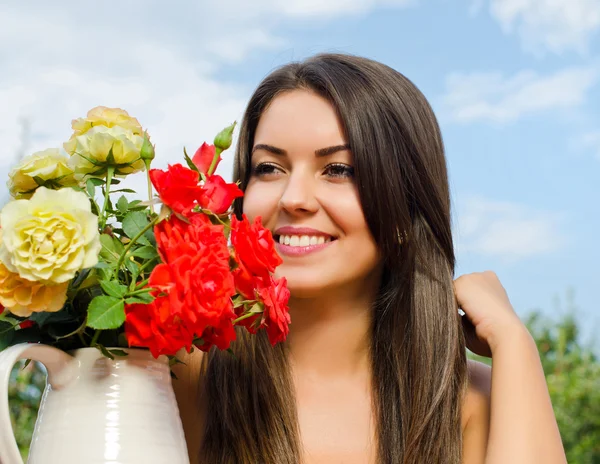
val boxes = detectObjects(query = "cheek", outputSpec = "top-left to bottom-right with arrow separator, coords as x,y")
242,180 -> 281,224
323,186 -> 367,237
324,187 -> 380,261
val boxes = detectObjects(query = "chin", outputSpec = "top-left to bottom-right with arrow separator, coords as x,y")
275,267 -> 343,299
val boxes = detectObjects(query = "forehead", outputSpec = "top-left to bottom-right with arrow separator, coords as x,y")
253,90 -> 347,150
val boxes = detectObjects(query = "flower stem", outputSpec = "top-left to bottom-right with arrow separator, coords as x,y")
135,278 -> 150,289
115,216 -> 159,271
202,209 -> 231,229
145,161 -> 154,214
99,166 -> 115,229
91,329 -> 101,347
126,287 -> 153,297
206,148 -> 222,177
233,311 -> 259,324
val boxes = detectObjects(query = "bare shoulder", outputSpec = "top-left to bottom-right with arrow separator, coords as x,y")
171,348 -> 206,464
461,360 -> 492,464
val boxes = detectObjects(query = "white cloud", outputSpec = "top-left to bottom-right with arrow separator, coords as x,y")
214,0 -> 416,19
476,0 -> 600,54
454,195 -> 565,262
0,1 -> 418,206
441,65 -> 599,123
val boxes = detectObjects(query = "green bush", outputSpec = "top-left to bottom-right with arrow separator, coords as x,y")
527,311 -> 600,463
8,360 -> 46,460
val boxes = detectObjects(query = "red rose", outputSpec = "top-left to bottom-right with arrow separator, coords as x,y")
195,316 -> 237,352
149,164 -> 203,216
125,296 -> 194,358
257,276 -> 291,345
154,213 -> 219,264
231,215 -> 281,278
198,175 -> 243,215
171,252 -> 236,331
151,213 -> 236,335
192,142 -> 219,174
232,258 -> 263,300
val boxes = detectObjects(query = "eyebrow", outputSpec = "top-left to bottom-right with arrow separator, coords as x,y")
251,143 -> 350,157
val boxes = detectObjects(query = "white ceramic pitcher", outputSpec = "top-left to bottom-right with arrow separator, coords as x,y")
0,343 -> 190,464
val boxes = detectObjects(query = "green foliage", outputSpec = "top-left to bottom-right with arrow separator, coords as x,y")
8,361 -> 46,460
526,311 -> 600,463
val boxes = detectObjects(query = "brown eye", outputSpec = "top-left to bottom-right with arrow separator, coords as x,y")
324,163 -> 354,179
251,162 -> 282,177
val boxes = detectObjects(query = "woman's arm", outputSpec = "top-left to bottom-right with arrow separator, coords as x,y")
456,271 -> 566,464
484,326 -> 565,464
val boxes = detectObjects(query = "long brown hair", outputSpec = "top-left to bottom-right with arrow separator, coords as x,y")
200,53 -> 468,463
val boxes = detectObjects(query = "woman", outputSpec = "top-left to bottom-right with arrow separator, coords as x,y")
173,53 -> 566,464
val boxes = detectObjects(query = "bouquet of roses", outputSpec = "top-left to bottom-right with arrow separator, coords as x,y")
0,106 -> 291,361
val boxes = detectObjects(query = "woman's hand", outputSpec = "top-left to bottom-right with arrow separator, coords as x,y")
454,271 -> 528,357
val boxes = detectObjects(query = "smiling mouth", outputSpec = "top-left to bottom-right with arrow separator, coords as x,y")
274,234 -> 337,247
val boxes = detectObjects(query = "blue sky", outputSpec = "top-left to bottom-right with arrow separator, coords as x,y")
0,0 -> 598,342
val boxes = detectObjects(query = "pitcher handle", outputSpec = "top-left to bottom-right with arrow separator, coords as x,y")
0,343 -> 74,464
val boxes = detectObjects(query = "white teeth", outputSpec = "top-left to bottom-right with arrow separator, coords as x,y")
278,234 -> 333,247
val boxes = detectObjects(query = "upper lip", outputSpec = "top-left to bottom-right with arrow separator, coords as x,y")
273,226 -> 335,238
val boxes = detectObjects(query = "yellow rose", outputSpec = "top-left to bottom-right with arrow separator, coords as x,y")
69,106 -> 143,138
65,125 -> 146,178
0,187 -> 101,284
7,148 -> 78,199
0,261 -> 68,317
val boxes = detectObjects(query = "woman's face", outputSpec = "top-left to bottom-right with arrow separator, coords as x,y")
243,89 -> 381,298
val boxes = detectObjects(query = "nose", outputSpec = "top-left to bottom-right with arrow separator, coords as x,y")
278,169 -> 319,215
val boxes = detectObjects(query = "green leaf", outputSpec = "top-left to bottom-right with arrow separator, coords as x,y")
183,147 -> 200,173
86,178 -> 96,198
168,355 -> 186,367
100,280 -> 128,299
112,188 -> 136,194
249,302 -> 264,314
88,177 -> 106,186
71,268 -> 91,288
106,146 -> 116,165
125,258 -> 140,278
95,344 -> 115,360
122,211 -> 150,239
87,296 -> 125,330
32,176 -> 46,187
131,246 -> 159,260
99,234 -> 121,264
30,310 -> 75,327
93,261 -> 111,269
116,195 -> 129,214
107,349 -> 129,358
0,321 -> 15,350
29,312 -> 53,327
125,293 -> 155,305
